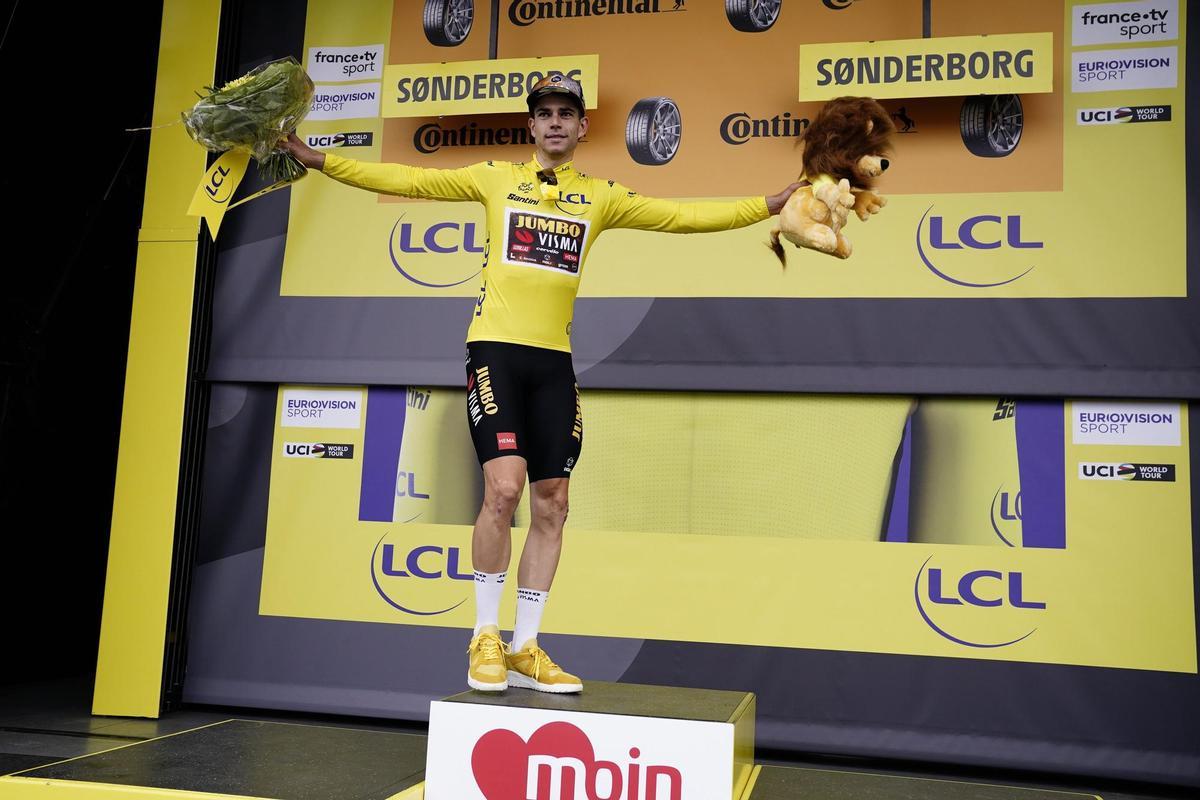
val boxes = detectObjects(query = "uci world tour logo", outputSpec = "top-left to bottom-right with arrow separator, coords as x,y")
371,533 -> 472,615
916,206 -> 1041,287
389,213 -> 484,288
914,556 -> 1045,648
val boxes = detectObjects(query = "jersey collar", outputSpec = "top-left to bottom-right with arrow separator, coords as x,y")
529,153 -> 576,177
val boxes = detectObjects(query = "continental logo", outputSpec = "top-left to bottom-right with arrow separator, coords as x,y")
414,121 -> 533,153
720,112 -> 808,145
799,33 -> 1052,101
509,0 -> 679,26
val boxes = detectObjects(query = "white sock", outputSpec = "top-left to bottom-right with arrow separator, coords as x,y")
473,571 -> 506,635
511,588 -> 549,650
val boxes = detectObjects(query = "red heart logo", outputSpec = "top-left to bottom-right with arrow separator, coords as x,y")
514,228 -> 535,245
471,721 -> 596,800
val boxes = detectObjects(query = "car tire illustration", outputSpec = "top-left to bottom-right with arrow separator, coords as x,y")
960,94 -> 1024,157
725,0 -> 782,32
626,97 -> 682,166
423,0 -> 473,46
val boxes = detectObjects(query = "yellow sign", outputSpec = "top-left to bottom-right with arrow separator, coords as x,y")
381,54 -> 599,117
798,33 -> 1054,101
186,150 -> 250,239
260,388 -> 1196,673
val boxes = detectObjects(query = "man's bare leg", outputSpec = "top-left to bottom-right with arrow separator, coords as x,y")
467,456 -> 527,692
517,477 -> 570,591
506,476 -> 581,691
471,455 -> 527,577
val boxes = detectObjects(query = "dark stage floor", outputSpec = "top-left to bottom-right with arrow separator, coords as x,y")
0,675 -> 1193,800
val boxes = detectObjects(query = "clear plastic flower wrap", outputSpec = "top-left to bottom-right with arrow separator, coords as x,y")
182,57 -> 314,182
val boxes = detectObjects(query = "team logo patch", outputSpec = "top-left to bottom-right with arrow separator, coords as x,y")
503,210 -> 589,274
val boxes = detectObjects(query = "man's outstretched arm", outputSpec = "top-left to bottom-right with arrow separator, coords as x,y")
602,180 -> 803,233
278,133 -> 483,203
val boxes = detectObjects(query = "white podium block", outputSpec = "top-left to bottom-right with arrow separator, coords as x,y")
425,681 -> 756,800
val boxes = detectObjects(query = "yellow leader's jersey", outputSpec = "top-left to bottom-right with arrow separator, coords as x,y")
321,152 -> 769,352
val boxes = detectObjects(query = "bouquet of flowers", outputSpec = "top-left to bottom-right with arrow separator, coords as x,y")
182,57 -> 314,182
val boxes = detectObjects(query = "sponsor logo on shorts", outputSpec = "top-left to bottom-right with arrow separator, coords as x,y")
497,432 -> 518,450
467,367 -> 500,427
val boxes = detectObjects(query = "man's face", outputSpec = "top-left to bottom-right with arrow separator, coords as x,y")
528,97 -> 588,158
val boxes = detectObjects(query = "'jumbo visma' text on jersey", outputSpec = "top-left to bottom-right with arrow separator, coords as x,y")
321,152 -> 769,353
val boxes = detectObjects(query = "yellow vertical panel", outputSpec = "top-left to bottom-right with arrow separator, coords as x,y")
93,0 -> 221,717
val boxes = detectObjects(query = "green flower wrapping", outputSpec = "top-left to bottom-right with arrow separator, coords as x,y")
183,57 -> 314,183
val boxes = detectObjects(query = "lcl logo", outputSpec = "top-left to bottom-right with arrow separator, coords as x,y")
371,537 -> 471,615
915,556 -> 1045,648
389,216 -> 484,288
917,206 -> 1041,287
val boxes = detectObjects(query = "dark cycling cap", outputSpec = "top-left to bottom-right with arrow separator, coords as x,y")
527,73 -> 586,115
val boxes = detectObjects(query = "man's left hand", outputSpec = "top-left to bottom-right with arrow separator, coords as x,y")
766,182 -> 805,216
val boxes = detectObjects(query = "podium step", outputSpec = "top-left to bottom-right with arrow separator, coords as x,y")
426,681 -> 755,800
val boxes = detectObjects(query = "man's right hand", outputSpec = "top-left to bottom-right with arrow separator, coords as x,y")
278,133 -> 326,171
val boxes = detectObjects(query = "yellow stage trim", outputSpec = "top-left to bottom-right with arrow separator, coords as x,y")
93,0 -> 221,718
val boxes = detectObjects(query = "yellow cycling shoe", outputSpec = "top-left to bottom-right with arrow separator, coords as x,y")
467,625 -> 509,692
506,639 -> 583,693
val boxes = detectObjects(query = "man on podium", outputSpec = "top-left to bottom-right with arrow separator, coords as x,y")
281,73 -> 800,693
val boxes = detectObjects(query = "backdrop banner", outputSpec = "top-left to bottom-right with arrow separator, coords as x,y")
206,0 -> 1198,397
184,384 -> 1200,785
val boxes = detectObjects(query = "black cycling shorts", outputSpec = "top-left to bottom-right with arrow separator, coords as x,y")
465,341 -> 582,482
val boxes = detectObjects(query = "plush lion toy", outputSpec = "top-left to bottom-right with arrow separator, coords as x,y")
769,97 -> 895,263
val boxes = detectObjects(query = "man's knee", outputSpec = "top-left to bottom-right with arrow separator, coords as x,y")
484,478 -> 523,517
532,487 -> 569,528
